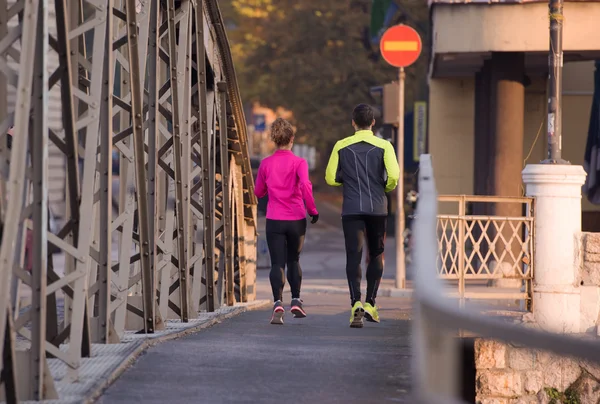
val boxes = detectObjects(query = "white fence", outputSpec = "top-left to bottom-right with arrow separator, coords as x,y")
411,155 -> 600,403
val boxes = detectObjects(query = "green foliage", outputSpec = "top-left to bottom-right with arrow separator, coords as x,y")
544,387 -> 581,404
545,387 -> 561,403
221,0 -> 429,150
564,387 -> 581,404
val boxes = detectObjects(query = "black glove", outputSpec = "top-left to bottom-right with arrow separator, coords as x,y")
310,214 -> 319,224
6,129 -> 12,150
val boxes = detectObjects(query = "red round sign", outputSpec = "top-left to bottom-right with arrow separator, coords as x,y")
379,24 -> 422,68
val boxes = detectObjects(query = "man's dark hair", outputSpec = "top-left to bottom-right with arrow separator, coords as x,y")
352,104 -> 375,129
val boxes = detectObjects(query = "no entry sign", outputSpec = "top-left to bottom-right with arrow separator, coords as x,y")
380,24 -> 422,68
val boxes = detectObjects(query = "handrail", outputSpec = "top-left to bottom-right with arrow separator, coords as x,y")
438,195 -> 534,204
412,155 -> 600,403
437,214 -> 533,221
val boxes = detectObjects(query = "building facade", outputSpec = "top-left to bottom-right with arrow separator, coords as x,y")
427,0 -> 600,229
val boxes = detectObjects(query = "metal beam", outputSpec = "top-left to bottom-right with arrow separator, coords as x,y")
0,0 -> 257,397
165,0 -> 190,321
194,1 -> 216,312
218,81 -> 234,306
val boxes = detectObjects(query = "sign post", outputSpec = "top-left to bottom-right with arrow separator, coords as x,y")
379,24 -> 422,289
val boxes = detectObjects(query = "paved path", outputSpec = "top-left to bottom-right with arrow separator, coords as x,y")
97,196 -> 522,403
256,199 -> 403,281
99,203 -> 414,403
99,293 -> 413,404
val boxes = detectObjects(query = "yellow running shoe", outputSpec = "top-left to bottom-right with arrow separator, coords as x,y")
349,301 -> 365,328
364,302 -> 380,323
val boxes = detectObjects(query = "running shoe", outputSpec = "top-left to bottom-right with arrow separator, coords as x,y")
349,301 -> 365,328
290,298 -> 307,318
270,301 -> 285,325
364,302 -> 380,323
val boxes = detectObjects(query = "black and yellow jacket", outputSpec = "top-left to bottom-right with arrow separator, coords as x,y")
325,130 -> 400,216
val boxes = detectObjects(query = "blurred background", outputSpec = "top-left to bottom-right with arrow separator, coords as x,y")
219,0 -> 429,236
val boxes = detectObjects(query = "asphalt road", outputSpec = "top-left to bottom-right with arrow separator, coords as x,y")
256,198 -> 404,282
98,292 -> 413,404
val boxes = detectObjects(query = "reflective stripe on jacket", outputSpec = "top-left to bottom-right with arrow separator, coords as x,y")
325,130 -> 400,216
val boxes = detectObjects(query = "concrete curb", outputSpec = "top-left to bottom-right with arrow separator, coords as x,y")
76,299 -> 270,404
301,285 -> 413,298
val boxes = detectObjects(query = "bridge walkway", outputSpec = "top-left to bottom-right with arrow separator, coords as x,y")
99,207 -> 413,404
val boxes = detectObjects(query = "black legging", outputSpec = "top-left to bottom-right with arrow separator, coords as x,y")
342,214 -> 387,306
266,218 -> 307,302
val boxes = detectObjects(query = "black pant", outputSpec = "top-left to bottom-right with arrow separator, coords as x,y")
266,218 -> 307,302
342,215 -> 387,306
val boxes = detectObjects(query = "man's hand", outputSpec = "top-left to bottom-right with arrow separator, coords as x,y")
310,214 -> 319,224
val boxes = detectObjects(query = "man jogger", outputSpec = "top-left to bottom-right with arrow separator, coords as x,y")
325,104 -> 400,328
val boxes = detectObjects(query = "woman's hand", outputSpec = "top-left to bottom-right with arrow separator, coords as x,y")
310,214 -> 319,224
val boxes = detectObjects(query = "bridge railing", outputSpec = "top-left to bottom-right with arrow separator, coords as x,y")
411,155 -> 600,403
0,0 -> 257,401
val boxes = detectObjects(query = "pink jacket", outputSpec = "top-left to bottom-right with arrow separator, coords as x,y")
254,150 -> 318,221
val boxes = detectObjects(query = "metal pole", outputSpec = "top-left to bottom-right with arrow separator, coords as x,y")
396,67 -> 406,289
545,0 -> 567,164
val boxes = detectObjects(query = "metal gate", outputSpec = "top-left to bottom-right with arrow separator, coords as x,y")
436,195 -> 535,306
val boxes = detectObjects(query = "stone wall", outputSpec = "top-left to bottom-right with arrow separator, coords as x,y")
578,233 -> 600,334
475,339 -> 600,403
473,233 -> 600,403
581,233 -> 600,287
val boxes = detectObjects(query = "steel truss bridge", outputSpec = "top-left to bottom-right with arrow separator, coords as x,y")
0,0 -> 258,401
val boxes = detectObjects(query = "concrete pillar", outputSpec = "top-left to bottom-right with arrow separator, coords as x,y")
489,53 -> 526,287
474,61 -> 493,204
473,61 -> 493,264
490,52 -> 525,212
522,164 -> 587,333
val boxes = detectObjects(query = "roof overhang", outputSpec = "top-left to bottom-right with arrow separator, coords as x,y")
433,50 -> 600,78
429,1 -> 600,78
429,0 -> 600,7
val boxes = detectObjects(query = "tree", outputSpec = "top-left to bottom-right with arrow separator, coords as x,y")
222,0 -> 429,152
